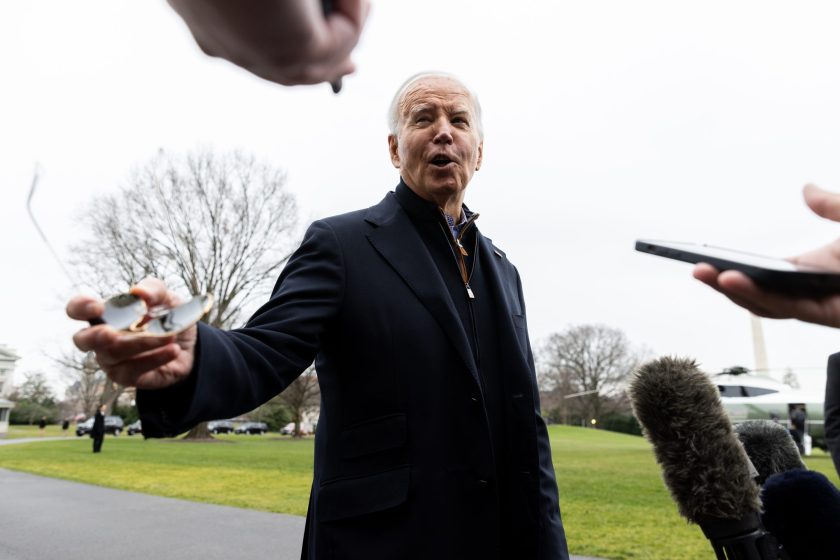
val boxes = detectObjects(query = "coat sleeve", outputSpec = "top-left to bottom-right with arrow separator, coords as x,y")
514,269 -> 570,560
138,219 -> 345,437
825,352 -> 840,478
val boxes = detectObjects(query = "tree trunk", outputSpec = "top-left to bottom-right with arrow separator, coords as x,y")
182,421 -> 213,440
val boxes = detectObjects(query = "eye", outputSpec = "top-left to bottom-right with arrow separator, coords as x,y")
452,116 -> 469,126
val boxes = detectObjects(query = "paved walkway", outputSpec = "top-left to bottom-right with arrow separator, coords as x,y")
0,439 -> 607,559
0,468 -> 305,560
0,437 -> 67,445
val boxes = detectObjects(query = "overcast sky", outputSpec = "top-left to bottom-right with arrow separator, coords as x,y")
3,0 -> 840,395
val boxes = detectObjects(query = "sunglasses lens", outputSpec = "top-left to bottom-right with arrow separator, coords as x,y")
144,294 -> 212,335
101,294 -> 146,330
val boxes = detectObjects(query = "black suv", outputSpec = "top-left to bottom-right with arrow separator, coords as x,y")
235,422 -> 268,435
208,420 -> 235,434
126,420 -> 142,436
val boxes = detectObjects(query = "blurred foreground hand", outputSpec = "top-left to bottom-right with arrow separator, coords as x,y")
168,0 -> 370,87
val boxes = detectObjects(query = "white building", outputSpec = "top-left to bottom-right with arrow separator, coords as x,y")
0,345 -> 19,436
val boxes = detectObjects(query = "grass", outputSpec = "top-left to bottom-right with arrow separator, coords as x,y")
1,424 -> 71,438
1,426 -> 314,515
1,424 -> 838,560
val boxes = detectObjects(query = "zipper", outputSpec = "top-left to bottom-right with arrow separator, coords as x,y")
438,213 -> 482,369
439,210 -> 479,299
438,211 -> 497,479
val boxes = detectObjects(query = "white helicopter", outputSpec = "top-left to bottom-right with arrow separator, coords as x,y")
715,368 -> 824,454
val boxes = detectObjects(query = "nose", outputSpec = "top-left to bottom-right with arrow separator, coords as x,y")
432,118 -> 454,144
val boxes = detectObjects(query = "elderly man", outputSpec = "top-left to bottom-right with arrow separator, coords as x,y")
67,72 -> 569,559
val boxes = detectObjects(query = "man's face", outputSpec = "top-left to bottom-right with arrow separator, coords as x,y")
389,77 -> 483,205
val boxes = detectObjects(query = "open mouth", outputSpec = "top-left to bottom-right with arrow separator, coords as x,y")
430,155 -> 454,167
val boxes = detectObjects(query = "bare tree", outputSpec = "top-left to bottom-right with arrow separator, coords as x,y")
277,366 -> 320,437
540,324 -> 646,426
55,350 -> 123,417
71,149 -> 299,438
7,372 -> 58,424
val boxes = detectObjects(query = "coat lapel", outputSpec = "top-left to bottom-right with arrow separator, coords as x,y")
365,194 -> 481,388
478,234 -> 531,370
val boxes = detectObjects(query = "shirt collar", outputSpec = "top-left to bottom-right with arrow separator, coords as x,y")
394,178 -> 474,229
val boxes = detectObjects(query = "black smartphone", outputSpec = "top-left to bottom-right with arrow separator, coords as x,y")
635,239 -> 840,296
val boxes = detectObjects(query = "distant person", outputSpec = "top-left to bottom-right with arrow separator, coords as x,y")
38,416 -> 46,435
91,405 -> 106,453
61,418 -> 70,434
693,183 -> 840,476
789,405 -> 807,455
167,0 -> 370,88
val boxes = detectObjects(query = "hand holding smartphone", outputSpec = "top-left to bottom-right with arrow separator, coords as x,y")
635,239 -> 840,296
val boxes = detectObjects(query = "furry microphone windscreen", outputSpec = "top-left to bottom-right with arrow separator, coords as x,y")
735,420 -> 805,485
628,356 -> 761,522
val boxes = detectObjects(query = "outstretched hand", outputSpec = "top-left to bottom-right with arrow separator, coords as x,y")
66,278 -> 196,390
168,0 -> 371,87
693,184 -> 840,328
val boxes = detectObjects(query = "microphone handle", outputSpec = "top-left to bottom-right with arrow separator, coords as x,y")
700,514 -> 790,560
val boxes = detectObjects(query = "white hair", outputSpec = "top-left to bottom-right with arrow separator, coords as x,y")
387,72 -> 484,139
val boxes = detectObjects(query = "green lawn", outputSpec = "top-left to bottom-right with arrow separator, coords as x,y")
2,424 -> 70,438
1,425 -> 837,560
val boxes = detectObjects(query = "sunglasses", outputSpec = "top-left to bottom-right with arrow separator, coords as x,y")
90,293 -> 214,336
27,168 -> 213,336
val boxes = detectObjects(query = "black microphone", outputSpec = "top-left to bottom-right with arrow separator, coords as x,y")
735,420 -> 840,559
762,469 -> 840,559
734,420 -> 805,485
628,357 -> 784,560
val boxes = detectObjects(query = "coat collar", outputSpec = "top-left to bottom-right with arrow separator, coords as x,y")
364,188 -> 481,388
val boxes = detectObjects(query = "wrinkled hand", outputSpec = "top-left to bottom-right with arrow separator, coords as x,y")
66,278 -> 196,390
693,184 -> 840,328
168,0 -> 371,87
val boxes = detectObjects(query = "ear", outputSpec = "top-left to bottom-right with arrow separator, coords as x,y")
475,140 -> 484,171
388,135 -> 401,168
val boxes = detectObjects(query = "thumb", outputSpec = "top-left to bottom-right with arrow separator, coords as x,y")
804,183 -> 840,223
129,277 -> 181,308
332,0 -> 368,30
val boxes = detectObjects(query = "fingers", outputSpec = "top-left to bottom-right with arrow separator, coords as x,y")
66,296 -> 104,321
130,277 -> 180,308
106,344 -> 183,387
72,324 -> 176,363
804,183 -> 840,222
714,270 -> 791,319
71,324 -> 193,388
694,264 -> 840,327
91,334 -> 178,369
305,0 -> 368,84
73,325 -> 115,353
333,0 -> 369,30
693,264 -> 778,317
692,262 -> 720,285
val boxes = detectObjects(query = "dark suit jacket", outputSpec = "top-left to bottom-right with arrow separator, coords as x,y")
139,189 -> 569,560
826,353 -> 840,478
91,411 -> 105,438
